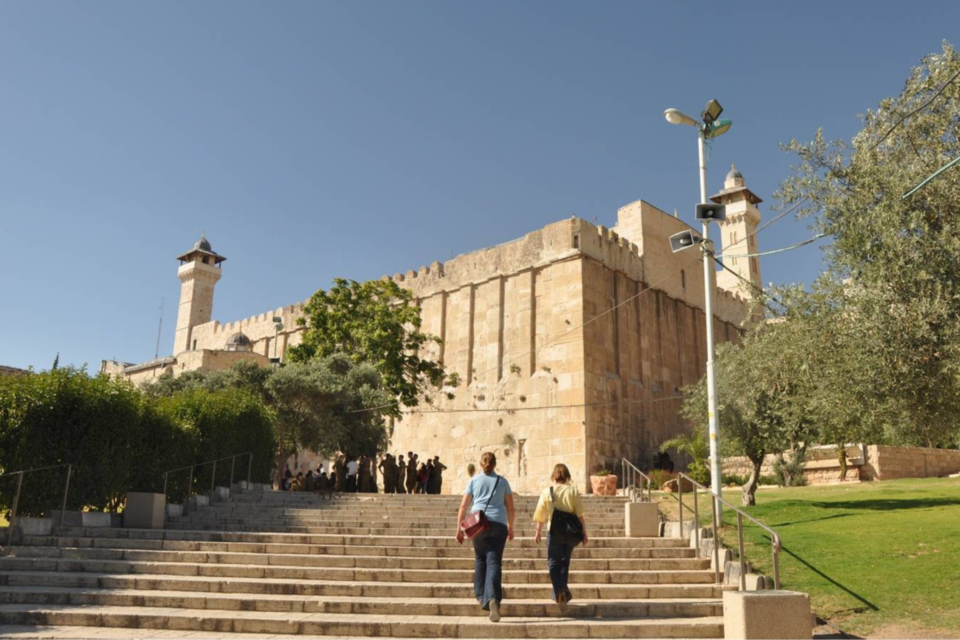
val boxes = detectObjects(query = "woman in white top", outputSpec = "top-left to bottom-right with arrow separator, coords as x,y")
532,463 -> 588,603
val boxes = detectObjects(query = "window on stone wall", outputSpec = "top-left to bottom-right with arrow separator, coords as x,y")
192,340 -> 197,350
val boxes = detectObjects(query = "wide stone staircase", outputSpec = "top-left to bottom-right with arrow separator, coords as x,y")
0,488 -> 725,638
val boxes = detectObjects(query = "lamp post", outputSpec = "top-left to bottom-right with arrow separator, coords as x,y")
272,317 -> 284,365
664,100 -> 732,503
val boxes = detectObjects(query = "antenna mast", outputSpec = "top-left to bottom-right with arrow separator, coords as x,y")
154,298 -> 164,360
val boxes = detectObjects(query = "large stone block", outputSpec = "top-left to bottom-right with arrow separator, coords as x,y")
12,516 -> 53,536
81,512 -> 114,528
723,590 -> 812,639
124,492 -> 166,529
624,502 -> 660,537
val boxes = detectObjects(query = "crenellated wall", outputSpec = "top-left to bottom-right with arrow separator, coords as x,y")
385,210 -> 750,494
187,303 -> 308,360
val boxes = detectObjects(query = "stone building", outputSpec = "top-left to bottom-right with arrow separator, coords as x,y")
103,167 -> 764,494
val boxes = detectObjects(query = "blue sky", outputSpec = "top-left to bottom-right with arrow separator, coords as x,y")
1,2 -> 956,371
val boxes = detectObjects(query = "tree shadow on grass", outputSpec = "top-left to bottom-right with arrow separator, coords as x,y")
770,512 -> 854,527
805,497 -> 960,511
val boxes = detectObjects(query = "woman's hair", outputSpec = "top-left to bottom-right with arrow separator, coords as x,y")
480,452 -> 497,474
551,463 -> 572,484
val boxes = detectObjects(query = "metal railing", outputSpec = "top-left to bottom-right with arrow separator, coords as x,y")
620,458 -> 653,502
162,453 -> 252,514
1,463 -> 73,548
674,472 -> 782,590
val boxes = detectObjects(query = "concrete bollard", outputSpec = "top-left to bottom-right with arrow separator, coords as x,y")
625,502 -> 660,537
12,517 -> 53,536
213,486 -> 230,501
124,493 -> 166,529
166,503 -> 183,518
81,512 -> 113,528
723,590 -> 813,639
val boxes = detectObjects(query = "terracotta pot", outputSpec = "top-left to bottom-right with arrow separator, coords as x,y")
590,474 -> 618,496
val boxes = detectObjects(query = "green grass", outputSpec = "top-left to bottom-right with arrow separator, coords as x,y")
657,478 -> 960,637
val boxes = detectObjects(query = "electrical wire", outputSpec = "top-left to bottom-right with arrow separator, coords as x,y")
398,393 -> 692,416
718,233 -> 827,259
901,153 -> 960,200
870,66 -> 960,151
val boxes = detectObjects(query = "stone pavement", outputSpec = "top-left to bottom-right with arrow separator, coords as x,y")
0,488 -> 725,638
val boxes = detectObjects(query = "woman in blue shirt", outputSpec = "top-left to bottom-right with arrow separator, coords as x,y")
456,452 -> 514,622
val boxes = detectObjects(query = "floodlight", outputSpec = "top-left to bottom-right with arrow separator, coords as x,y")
669,230 -> 704,253
664,108 -> 698,127
695,203 -> 727,222
703,119 -> 732,139
701,99 -> 724,123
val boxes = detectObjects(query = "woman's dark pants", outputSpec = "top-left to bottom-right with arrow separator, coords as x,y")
472,521 -> 508,609
547,535 -> 576,600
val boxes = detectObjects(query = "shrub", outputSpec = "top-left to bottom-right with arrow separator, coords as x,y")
772,448 -> 808,487
648,469 -> 676,489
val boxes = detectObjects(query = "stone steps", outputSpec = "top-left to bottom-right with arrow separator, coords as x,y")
0,604 -> 724,638
0,587 -> 723,618
0,557 -> 716,584
0,572 -> 724,600
23,536 -> 693,559
0,489 -> 722,638
7,546 -> 709,571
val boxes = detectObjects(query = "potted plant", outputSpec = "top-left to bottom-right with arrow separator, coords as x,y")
590,468 -> 618,496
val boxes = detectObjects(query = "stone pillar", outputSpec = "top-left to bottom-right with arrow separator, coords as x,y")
624,502 -> 660,537
723,591 -> 813,639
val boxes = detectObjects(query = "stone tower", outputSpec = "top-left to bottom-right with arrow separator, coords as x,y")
173,234 -> 226,354
711,165 -> 763,298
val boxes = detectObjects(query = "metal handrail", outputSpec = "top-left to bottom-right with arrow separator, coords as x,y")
674,471 -> 782,590
161,453 -> 252,515
619,458 -> 653,502
1,463 -> 73,548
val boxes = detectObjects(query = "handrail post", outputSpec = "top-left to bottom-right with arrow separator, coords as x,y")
59,465 -> 72,529
230,456 -> 236,487
7,472 -> 24,548
773,535 -> 781,590
211,461 -> 217,495
677,478 -> 684,539
162,472 -> 168,499
737,511 -> 746,592
693,484 -> 700,557
711,495 -> 720,585
247,454 -> 252,485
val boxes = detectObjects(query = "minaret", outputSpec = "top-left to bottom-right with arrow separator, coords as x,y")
711,165 -> 763,298
173,234 -> 226,354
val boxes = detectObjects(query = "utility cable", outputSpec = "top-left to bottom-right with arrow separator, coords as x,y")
901,153 -> 960,200
398,393 -> 692,416
870,66 -> 960,151
718,233 -> 827,259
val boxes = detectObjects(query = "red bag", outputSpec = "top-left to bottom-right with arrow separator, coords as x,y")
460,476 -> 501,541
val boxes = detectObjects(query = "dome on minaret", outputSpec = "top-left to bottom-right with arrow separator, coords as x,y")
176,232 -> 227,264
193,234 -> 213,253
724,164 -> 746,189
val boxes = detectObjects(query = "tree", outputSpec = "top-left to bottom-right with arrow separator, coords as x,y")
659,429 -> 709,485
266,355 -> 393,480
287,278 -> 445,413
776,42 -> 960,448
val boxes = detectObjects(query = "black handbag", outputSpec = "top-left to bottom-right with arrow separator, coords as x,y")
548,486 -> 584,546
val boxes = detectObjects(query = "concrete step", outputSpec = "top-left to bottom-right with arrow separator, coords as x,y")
0,586 -> 723,618
7,547 -> 710,571
24,537 -> 696,560
0,604 -> 724,637
47,529 -> 683,550
0,557 -> 717,584
0,572 -> 724,600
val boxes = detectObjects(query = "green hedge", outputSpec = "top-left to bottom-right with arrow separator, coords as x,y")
0,368 -> 275,516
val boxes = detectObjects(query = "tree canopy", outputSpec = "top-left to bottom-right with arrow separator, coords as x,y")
287,278 -> 445,414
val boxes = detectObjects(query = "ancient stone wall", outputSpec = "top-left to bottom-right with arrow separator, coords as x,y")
188,304 -> 306,361
861,445 -> 960,480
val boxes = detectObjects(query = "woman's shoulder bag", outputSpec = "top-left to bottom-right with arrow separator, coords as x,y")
549,486 -> 584,546
460,475 -> 502,541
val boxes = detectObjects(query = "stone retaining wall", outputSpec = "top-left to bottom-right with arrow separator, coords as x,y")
861,445 -> 960,481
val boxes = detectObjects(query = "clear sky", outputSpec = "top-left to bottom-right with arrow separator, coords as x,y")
1,1 -> 957,371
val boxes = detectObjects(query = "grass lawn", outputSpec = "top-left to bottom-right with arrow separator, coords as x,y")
656,477 -> 960,637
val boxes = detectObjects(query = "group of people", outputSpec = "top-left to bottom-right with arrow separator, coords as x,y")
456,453 -> 588,623
279,452 -> 449,495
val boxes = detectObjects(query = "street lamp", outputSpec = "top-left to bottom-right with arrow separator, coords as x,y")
271,317 -> 284,365
664,99 -> 732,503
